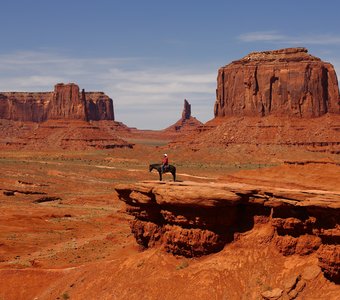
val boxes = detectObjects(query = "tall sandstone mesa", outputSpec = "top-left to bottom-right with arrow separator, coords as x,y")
214,47 -> 340,118
0,83 -> 114,122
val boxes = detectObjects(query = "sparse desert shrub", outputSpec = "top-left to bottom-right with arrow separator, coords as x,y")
176,260 -> 189,270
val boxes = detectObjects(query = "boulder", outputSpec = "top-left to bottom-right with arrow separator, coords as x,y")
261,288 -> 283,300
301,265 -> 321,281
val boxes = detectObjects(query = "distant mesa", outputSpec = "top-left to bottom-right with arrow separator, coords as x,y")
214,47 -> 340,118
0,83 -> 114,122
165,99 -> 203,132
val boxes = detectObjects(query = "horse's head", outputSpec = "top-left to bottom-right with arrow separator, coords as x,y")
149,164 -> 153,172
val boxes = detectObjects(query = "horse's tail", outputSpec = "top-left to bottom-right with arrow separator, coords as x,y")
171,165 -> 176,181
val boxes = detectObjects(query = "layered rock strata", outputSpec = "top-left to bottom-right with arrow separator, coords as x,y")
0,83 -> 114,122
214,47 -> 340,118
0,119 -> 133,150
116,181 -> 340,284
170,114 -> 340,156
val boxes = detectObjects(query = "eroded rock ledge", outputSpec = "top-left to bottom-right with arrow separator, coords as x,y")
116,181 -> 340,283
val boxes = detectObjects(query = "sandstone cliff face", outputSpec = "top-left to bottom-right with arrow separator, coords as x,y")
0,83 -> 114,122
116,181 -> 340,284
48,83 -> 85,120
214,47 -> 340,118
0,92 -> 51,122
84,91 -> 115,121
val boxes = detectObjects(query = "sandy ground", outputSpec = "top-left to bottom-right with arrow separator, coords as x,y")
0,139 -> 339,299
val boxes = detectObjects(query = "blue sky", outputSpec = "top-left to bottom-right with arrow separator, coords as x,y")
1,0 -> 340,129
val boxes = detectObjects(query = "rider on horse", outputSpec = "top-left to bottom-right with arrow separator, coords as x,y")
149,155 -> 176,181
161,154 -> 168,173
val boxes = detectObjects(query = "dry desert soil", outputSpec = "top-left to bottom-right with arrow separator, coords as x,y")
0,127 -> 339,300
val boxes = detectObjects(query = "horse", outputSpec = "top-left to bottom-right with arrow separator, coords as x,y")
149,163 -> 176,181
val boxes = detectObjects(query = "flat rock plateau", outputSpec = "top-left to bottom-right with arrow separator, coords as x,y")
0,48 -> 339,299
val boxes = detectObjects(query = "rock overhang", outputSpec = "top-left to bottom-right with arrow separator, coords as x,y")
116,180 -> 340,282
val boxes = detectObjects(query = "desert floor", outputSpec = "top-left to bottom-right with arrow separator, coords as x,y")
0,137 -> 339,299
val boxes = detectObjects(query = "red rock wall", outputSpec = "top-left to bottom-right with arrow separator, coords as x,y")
0,83 -> 114,122
214,48 -> 340,118
48,83 -> 85,120
0,92 -> 52,122
84,92 -> 115,121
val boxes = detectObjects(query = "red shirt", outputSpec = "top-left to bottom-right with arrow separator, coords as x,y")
162,156 -> 168,165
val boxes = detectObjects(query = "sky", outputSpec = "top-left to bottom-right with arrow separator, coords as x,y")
1,0 -> 340,129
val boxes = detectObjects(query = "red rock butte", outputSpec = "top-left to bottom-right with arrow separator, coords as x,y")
0,83 -> 114,122
214,47 -> 340,118
164,99 -> 203,132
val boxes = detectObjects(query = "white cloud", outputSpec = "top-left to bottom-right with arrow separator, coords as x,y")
0,76 -> 63,90
238,31 -> 340,45
238,31 -> 286,42
238,31 -> 340,82
0,50 -> 216,129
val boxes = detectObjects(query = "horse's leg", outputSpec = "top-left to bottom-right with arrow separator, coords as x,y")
159,171 -> 162,181
172,171 -> 176,182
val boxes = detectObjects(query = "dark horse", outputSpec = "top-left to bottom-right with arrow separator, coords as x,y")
149,164 -> 176,181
